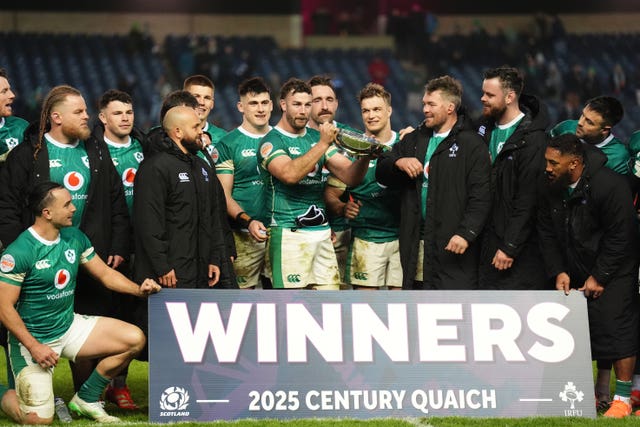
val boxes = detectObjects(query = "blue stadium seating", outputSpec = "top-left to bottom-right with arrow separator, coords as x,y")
2,31 -> 640,139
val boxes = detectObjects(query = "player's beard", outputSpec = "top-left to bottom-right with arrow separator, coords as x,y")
482,103 -> 507,122
545,169 -> 573,196
182,135 -> 202,155
62,122 -> 91,142
286,111 -> 308,132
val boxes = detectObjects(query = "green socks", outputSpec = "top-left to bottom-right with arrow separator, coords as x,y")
78,370 -> 110,403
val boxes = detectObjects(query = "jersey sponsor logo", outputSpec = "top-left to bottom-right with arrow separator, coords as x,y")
35,259 -> 51,270
260,142 -> 273,158
209,147 -> 219,163
122,168 -> 137,187
134,152 -> 144,163
201,167 -> 209,182
0,254 -> 15,272
81,156 -> 90,168
178,172 -> 190,182
49,159 -> 63,168
353,271 -> 368,281
65,249 -> 76,264
286,274 -> 301,283
54,269 -> 71,289
449,143 -> 459,158
64,171 -> 85,191
241,149 -> 256,157
4,137 -> 18,150
288,146 -> 301,155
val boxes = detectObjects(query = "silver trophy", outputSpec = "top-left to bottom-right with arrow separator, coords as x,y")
334,129 -> 388,157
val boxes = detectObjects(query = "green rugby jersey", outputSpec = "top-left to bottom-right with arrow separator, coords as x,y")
551,120 -> 630,174
257,126 -> 338,228
46,134 -> 91,226
488,113 -> 523,163
628,130 -> 640,177
105,136 -> 145,216
203,121 -> 227,158
328,121 -> 360,232
216,126 -> 270,224
323,166 -> 350,232
0,116 -> 28,161
0,227 -> 94,343
421,131 -> 450,220
349,131 -> 400,242
549,120 -> 577,138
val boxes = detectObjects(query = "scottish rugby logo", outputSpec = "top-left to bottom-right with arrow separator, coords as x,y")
159,386 -> 190,416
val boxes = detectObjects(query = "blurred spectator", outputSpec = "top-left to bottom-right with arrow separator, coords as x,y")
217,44 -> 236,87
195,36 -> 220,80
232,50 -> 254,87
177,35 -> 196,80
127,22 -> 151,54
550,14 -> 567,56
387,8 -> 409,58
611,63 -> 627,96
424,10 -> 438,36
584,67 -> 603,100
368,55 -> 390,85
469,20 -> 489,62
24,86 -> 44,123
532,12 -> 551,44
522,53 -> 544,95
557,91 -> 582,122
565,64 -> 586,101
336,10 -> 353,35
544,62 -> 564,102
117,73 -> 136,97
312,7 -> 331,34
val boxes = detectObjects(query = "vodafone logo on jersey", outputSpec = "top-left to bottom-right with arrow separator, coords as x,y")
64,172 -> 84,191
54,269 -> 71,289
122,168 -> 137,187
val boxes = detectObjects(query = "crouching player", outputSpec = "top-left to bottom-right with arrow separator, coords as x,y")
0,181 -> 161,424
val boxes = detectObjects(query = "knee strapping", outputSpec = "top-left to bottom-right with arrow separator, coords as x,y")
16,365 -> 54,418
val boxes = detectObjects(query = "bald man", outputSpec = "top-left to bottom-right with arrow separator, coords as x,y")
133,106 -> 235,289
